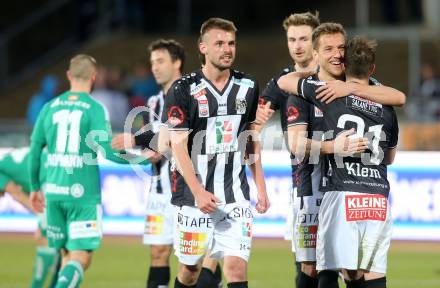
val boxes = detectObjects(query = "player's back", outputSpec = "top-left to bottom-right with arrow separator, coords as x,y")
296,76 -> 398,196
34,91 -> 109,203
321,95 -> 399,196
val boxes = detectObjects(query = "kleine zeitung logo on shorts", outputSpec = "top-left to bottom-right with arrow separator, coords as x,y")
345,194 -> 387,221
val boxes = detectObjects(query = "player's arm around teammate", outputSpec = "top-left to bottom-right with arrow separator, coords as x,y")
315,78 -> 406,106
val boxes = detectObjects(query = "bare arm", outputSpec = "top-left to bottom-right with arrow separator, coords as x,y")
255,101 -> 275,126
158,124 -> 171,155
246,124 -> 269,213
383,147 -> 397,165
170,130 -> 220,213
4,182 -> 32,212
287,126 -> 368,160
316,81 -> 406,106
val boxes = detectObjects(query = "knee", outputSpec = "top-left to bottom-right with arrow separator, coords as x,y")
150,245 -> 172,265
178,264 -> 200,285
69,251 -> 93,270
223,257 -> 247,283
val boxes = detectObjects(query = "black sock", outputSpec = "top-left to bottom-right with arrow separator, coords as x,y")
345,276 -> 366,288
295,262 -> 301,287
318,270 -> 339,288
174,277 -> 197,288
196,265 -> 222,288
365,277 -> 386,288
227,281 -> 248,288
213,264 -> 222,285
147,266 -> 170,288
298,271 -> 318,288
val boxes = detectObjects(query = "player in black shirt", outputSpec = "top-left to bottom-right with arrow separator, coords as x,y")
279,35 -> 400,288
256,12 -> 323,287
112,39 -> 184,288
163,18 -> 269,288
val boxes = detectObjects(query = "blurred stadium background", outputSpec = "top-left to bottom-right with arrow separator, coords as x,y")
1,0 -> 439,287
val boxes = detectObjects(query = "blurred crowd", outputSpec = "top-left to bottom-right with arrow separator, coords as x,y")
406,62 -> 440,122
27,61 -> 440,129
26,63 -> 160,131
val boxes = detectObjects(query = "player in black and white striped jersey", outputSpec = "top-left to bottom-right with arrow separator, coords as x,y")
112,39 -> 185,288
162,18 -> 269,288
166,68 -> 261,206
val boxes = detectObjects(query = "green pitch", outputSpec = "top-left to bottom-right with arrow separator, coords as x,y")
0,234 -> 439,287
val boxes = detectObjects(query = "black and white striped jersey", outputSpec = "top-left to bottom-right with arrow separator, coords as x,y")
134,91 -> 171,195
162,69 -> 259,207
285,74 -> 324,197
297,76 -> 399,197
261,66 -> 299,190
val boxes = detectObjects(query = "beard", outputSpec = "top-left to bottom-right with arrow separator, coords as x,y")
208,54 -> 234,71
293,52 -> 313,67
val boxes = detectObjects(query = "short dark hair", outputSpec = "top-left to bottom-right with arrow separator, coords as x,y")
148,39 -> 186,72
198,18 -> 237,65
345,36 -> 378,79
282,11 -> 320,31
312,22 -> 346,50
200,17 -> 237,38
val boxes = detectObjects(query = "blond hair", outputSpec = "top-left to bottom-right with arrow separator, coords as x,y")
282,11 -> 320,31
69,54 -> 97,80
312,22 -> 346,49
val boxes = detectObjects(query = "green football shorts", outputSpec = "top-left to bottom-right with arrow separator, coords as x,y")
46,201 -> 103,251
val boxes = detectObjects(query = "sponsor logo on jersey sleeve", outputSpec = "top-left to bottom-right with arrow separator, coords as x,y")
168,106 -> 185,126
345,194 -> 387,221
287,105 -> 299,122
179,232 -> 207,255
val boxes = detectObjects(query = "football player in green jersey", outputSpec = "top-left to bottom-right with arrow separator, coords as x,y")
0,147 -> 60,288
29,54 -> 149,288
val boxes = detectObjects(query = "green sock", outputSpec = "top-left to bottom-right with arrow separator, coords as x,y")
31,246 -> 58,288
55,260 -> 84,288
48,251 -> 61,288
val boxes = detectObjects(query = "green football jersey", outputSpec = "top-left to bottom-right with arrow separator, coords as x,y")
0,148 -> 47,194
29,91 -> 148,204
